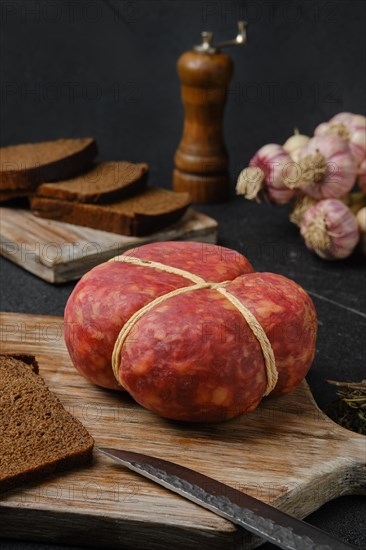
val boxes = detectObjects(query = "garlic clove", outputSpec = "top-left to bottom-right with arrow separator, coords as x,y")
283,130 -> 310,162
314,122 -> 330,136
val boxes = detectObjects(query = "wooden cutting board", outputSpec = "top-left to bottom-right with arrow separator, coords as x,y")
0,312 -> 365,550
0,207 -> 217,283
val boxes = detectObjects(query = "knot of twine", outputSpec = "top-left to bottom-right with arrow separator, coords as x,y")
108,255 -> 278,396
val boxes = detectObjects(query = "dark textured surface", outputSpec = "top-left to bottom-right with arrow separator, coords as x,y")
0,0 -> 365,548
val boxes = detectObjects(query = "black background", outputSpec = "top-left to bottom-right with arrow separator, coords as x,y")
0,1 -> 365,549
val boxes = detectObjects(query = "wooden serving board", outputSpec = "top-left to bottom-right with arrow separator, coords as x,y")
0,312 -> 365,550
0,207 -> 218,283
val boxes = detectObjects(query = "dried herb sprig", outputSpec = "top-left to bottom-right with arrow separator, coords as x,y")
326,380 -> 366,435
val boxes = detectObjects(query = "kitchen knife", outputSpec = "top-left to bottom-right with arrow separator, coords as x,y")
99,448 -> 356,550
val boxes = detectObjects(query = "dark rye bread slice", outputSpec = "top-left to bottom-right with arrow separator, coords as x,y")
30,188 -> 191,236
0,354 -> 94,492
0,137 -> 97,191
36,161 -> 149,204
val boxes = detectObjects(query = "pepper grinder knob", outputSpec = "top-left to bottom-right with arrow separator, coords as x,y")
194,31 -> 215,54
173,22 -> 248,204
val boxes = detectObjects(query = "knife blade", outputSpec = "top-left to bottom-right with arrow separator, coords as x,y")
99,447 -> 356,550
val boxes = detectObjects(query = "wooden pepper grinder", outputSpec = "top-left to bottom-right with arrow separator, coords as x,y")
173,22 -> 247,203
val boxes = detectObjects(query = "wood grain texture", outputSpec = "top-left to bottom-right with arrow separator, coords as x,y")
0,312 -> 365,550
173,51 -> 233,203
0,208 -> 218,283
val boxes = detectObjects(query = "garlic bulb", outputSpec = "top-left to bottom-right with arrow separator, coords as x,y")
288,135 -> 357,199
300,199 -> 359,260
236,144 -> 295,205
315,112 -> 366,165
358,158 -> 366,193
283,129 -> 310,162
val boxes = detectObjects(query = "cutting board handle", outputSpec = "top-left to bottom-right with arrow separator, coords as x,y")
270,383 -> 366,513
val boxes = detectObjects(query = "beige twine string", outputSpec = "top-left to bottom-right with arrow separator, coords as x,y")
110,255 -> 278,396
109,254 -> 206,284
215,286 -> 277,395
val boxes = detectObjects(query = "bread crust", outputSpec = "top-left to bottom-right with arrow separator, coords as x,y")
0,354 -> 94,492
30,188 -> 191,236
0,138 -> 98,191
36,162 -> 149,204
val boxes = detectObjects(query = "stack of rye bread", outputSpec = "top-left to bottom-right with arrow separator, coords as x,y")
0,137 -> 191,236
0,354 -> 94,491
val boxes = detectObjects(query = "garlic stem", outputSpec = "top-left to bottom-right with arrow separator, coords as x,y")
236,167 -> 265,201
290,195 -> 317,226
303,214 -> 331,252
284,150 -> 328,190
299,150 -> 328,184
